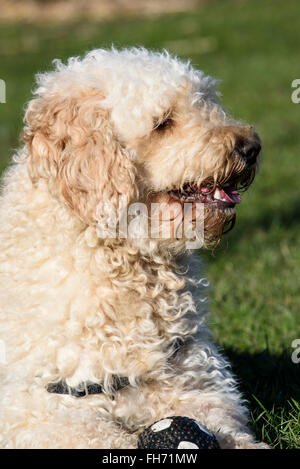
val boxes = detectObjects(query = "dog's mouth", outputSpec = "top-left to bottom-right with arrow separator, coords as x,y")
168,181 -> 241,209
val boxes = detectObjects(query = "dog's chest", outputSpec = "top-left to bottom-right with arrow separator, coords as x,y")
23,268 -> 177,384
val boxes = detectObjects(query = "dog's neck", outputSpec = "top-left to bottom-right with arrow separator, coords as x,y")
3,163 -> 206,387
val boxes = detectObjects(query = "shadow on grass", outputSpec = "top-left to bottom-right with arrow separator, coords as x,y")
225,347 -> 300,409
224,347 -> 300,447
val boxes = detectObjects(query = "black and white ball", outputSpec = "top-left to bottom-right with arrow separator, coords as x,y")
137,416 -> 220,449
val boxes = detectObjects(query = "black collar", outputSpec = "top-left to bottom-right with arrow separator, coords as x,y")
47,338 -> 184,398
46,376 -> 130,398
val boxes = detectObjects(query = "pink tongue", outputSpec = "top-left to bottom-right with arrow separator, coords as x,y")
199,186 -> 211,193
219,187 -> 241,204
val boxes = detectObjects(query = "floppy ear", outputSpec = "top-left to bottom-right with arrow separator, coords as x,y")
23,89 -> 138,225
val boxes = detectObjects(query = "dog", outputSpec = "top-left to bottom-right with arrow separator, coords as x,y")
0,47 -> 266,448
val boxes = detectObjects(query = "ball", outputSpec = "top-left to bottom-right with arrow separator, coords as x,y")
137,416 -> 220,449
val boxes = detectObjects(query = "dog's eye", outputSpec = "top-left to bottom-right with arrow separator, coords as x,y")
154,116 -> 173,131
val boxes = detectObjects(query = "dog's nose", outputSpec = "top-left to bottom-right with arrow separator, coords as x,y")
235,138 -> 261,166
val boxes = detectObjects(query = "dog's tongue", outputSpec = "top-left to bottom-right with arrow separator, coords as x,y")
219,187 -> 241,204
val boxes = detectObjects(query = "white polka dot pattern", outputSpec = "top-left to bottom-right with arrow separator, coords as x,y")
151,418 -> 173,432
178,441 -> 199,449
138,416 -> 220,449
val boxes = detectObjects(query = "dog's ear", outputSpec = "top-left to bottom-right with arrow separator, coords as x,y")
23,89 -> 138,225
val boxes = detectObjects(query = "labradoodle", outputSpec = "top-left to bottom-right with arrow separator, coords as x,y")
0,48 -> 266,448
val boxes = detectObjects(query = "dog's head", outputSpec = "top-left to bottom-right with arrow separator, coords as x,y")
23,48 -> 261,250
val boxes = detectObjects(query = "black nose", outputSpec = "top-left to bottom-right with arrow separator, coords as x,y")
235,138 -> 261,166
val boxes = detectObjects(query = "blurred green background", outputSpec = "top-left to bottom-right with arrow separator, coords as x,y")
0,0 -> 300,448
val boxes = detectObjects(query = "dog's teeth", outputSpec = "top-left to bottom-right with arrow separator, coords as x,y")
214,188 -> 221,200
214,188 -> 228,202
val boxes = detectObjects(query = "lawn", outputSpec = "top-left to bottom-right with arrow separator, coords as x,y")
0,0 -> 299,448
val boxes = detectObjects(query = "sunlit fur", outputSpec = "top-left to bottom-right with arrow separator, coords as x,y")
0,48 -> 266,449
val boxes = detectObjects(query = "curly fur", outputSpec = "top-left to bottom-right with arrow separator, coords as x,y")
0,47 -> 266,449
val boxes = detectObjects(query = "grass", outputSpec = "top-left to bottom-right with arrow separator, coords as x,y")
252,397 -> 300,449
0,0 -> 300,448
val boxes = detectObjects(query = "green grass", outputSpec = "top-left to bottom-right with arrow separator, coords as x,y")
1,0 -> 300,448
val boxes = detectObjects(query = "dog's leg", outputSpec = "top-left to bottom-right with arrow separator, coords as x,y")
114,382 -> 269,449
0,389 -> 137,448
112,338 -> 269,449
164,389 -> 269,449
167,340 -> 269,449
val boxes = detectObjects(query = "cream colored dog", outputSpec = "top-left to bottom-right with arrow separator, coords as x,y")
0,48 -> 265,448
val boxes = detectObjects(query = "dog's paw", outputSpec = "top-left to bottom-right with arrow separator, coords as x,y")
238,441 -> 271,449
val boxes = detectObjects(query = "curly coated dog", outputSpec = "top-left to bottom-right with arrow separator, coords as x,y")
0,48 -> 266,448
